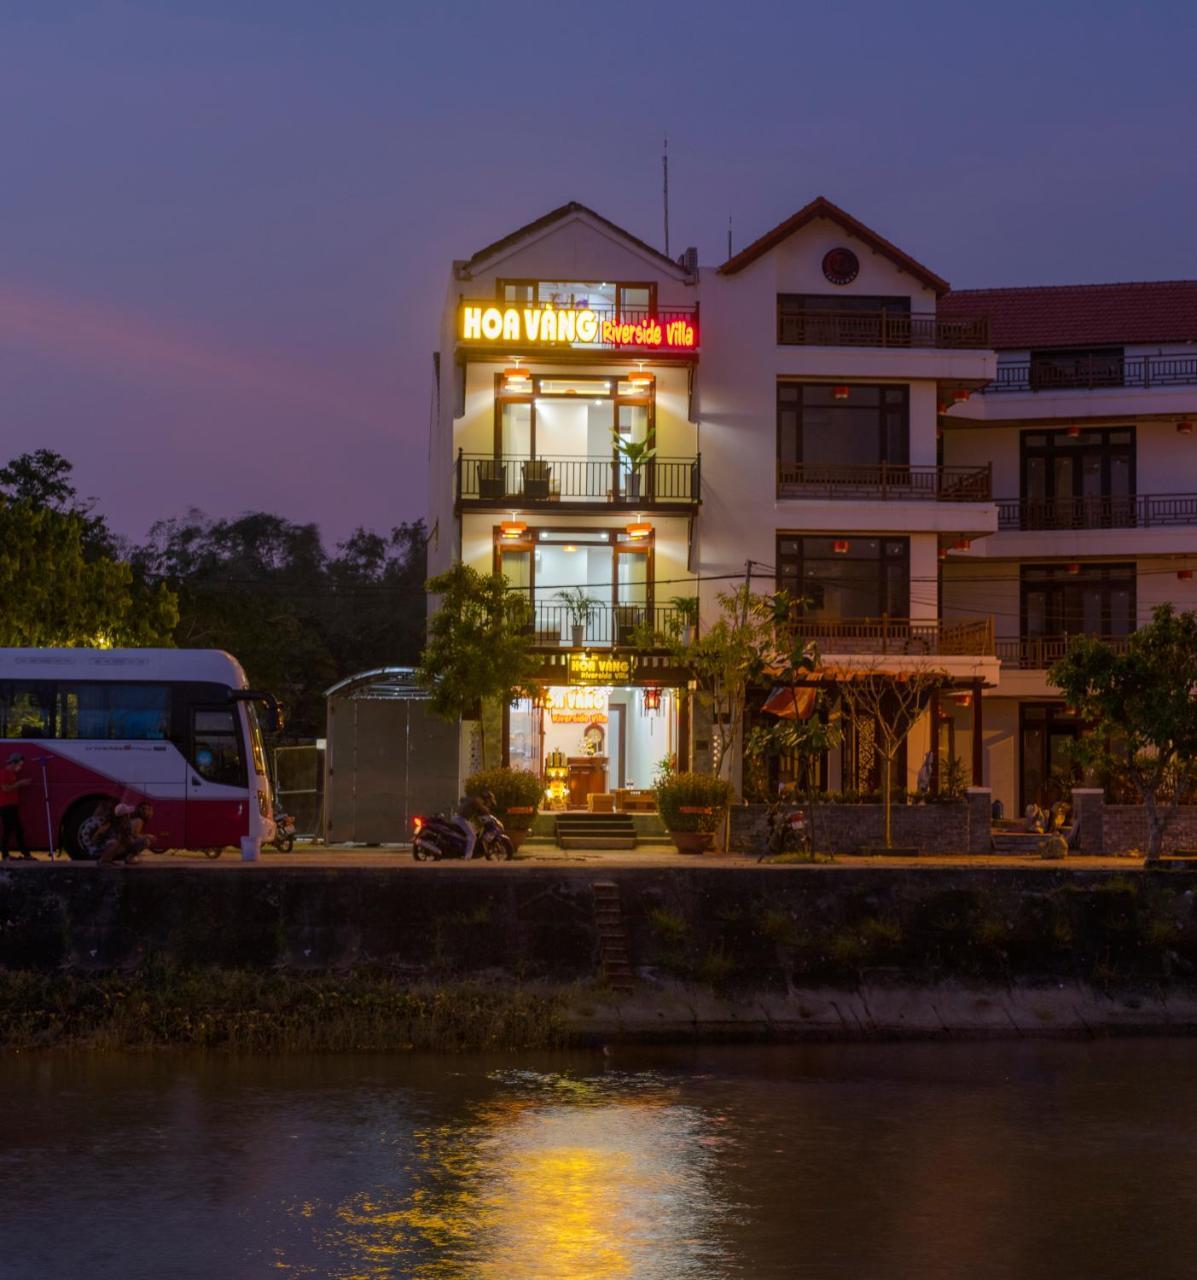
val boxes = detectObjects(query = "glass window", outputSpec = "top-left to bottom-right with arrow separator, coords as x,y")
246,706 -> 268,778
1020,427 -> 1136,528
0,683 -> 53,739
777,383 -> 909,470
777,537 -> 909,619
1020,564 -> 1136,638
58,684 -> 170,740
191,709 -> 245,786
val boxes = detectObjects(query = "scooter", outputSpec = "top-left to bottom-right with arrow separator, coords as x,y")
269,809 -> 297,853
412,812 -> 514,861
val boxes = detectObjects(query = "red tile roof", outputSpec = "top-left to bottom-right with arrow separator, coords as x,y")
718,196 -> 950,296
939,281 -> 1197,350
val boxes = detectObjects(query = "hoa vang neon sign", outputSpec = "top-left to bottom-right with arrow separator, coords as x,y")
460,304 -> 697,352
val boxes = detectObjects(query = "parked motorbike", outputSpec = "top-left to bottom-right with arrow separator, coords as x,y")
412,812 -> 514,861
269,809 -> 297,853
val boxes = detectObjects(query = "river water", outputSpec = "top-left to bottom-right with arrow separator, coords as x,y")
3,1039 -> 1195,1279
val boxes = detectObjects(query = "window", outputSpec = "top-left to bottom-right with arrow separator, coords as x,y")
497,280 -> 656,319
1021,428 -> 1135,528
1021,564 -> 1136,639
190,709 -> 245,786
777,536 -> 909,619
777,383 -> 909,471
0,683 -> 53,739
57,684 -> 171,740
778,294 -> 911,345
1029,347 -> 1125,390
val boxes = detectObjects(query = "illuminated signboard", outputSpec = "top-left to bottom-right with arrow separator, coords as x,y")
545,687 -> 609,724
460,304 -> 697,351
566,652 -> 637,686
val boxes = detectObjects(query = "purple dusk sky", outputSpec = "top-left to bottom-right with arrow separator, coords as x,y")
3,0 -> 1196,548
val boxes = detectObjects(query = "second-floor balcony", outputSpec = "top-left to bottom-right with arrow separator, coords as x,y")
996,492 -> 1197,531
457,452 -> 701,510
996,634 -> 1131,668
982,352 -> 1197,394
527,601 -> 687,650
778,462 -> 992,502
783,615 -> 995,657
778,307 -> 990,349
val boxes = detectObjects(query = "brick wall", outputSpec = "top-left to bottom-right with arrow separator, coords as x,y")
730,800 -> 972,855
1103,804 -> 1197,854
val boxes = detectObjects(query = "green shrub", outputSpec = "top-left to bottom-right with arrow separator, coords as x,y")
1039,833 -> 1069,860
654,771 -> 732,832
463,766 -> 542,831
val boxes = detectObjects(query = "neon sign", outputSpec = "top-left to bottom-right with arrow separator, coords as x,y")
460,305 -> 697,351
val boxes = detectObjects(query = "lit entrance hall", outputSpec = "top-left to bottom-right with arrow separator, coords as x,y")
509,684 -> 679,812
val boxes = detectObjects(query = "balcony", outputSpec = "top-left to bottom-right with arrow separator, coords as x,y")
526,602 -> 688,650
783,616 -> 995,657
778,462 -> 991,502
457,453 -> 701,511
996,635 -> 1130,669
996,493 -> 1197,531
982,353 -> 1197,394
778,308 -> 989,349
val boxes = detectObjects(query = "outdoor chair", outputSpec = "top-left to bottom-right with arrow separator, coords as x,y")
478,460 -> 507,500
614,605 -> 646,646
523,460 -> 552,499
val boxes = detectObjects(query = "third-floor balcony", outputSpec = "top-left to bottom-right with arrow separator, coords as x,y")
778,462 -> 992,502
778,306 -> 990,349
996,634 -> 1130,668
457,452 -> 700,511
783,615 -> 995,657
997,492 -> 1197,531
982,352 -> 1197,394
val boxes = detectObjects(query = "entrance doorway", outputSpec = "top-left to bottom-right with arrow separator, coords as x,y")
1019,702 -> 1080,812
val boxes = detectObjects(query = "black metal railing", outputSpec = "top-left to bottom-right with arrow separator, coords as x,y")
995,634 -> 1132,668
777,308 -> 989,349
457,301 -> 699,352
997,492 -> 1197,531
982,354 -> 1197,393
526,602 -> 690,649
778,461 -> 991,501
781,615 -> 995,656
457,453 -> 700,506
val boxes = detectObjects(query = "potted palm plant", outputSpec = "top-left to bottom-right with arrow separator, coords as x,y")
670,595 -> 699,646
612,430 -> 656,499
557,586 -> 598,647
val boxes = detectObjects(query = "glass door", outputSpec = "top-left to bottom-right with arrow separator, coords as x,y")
614,538 -> 650,645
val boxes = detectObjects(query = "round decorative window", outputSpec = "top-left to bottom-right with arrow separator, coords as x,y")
822,247 -> 860,286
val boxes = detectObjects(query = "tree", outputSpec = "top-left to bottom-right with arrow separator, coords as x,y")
416,563 -> 537,764
833,664 -> 952,849
1050,604 -> 1197,860
0,500 -> 176,646
0,449 -> 118,560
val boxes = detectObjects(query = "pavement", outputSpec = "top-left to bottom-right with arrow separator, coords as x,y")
2,844 -> 1149,871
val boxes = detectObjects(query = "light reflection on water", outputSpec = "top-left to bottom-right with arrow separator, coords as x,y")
8,1041 -> 1197,1278
328,1071 -> 728,1278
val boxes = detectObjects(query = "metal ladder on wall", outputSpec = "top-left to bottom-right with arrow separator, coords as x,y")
591,881 -> 635,994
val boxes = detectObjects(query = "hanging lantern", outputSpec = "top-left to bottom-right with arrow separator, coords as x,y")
938,547 -> 948,561
952,388 -> 970,404
642,686 -> 663,715
1066,562 -> 1081,575
628,369 -> 653,388
499,513 -> 527,539
1066,425 -> 1081,439
831,385 -> 850,401
1178,421 -> 1194,436
1178,569 -> 1194,581
503,365 -> 530,391
625,518 -> 652,539
832,539 -> 850,554
952,691 -> 973,708
951,537 -> 972,552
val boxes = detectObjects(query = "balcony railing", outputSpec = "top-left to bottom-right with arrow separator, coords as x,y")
982,353 -> 1197,394
527,602 -> 687,649
783,615 -> 995,657
996,493 -> 1197,531
996,634 -> 1131,669
457,453 -> 700,507
778,308 -> 989,349
778,462 -> 991,502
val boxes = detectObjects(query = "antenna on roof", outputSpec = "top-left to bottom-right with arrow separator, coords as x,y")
662,135 -> 670,259
728,212 -> 733,259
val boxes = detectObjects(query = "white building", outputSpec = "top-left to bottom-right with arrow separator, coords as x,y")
429,199 -> 1197,817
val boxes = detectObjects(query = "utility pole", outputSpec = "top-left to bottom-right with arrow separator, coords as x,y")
662,136 -> 670,259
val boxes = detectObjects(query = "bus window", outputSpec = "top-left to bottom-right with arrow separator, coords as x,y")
58,684 -> 170,740
190,709 -> 244,786
0,682 -> 53,739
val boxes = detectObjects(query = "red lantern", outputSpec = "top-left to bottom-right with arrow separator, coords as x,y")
642,686 -> 662,715
1178,421 -> 1194,436
831,385 -> 850,401
952,388 -> 970,404
832,539 -> 850,554
1066,562 -> 1081,575
1066,426 -> 1081,439
1179,569 -> 1194,581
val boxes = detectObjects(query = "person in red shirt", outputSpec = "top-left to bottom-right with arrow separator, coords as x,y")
0,752 -> 32,861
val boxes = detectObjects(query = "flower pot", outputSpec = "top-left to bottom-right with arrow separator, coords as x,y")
669,830 -> 715,855
626,472 -> 641,499
508,830 -> 529,853
571,624 -> 585,648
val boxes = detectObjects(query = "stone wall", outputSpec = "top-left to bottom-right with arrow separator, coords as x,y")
1102,804 -> 1197,854
729,799 -> 976,855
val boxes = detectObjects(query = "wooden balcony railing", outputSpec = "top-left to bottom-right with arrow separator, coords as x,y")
778,462 -> 991,502
526,602 -> 688,649
995,634 -> 1132,668
778,308 -> 989,349
783,615 -> 995,657
457,453 -> 700,507
982,353 -> 1197,394
997,493 -> 1197,531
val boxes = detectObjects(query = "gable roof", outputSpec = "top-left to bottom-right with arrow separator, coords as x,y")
461,201 -> 687,275
718,195 -> 950,295
939,281 -> 1197,350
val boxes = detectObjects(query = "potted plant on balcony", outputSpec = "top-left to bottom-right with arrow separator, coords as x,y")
557,586 -> 598,647
463,766 -> 542,853
655,770 -> 733,854
612,430 -> 656,499
669,595 -> 699,646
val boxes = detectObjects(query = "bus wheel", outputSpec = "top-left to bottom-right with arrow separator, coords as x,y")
60,798 -> 112,861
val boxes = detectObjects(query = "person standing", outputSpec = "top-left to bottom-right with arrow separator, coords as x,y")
0,752 -> 33,861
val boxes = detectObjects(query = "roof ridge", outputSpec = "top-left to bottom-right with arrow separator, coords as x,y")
947,279 -> 1197,296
